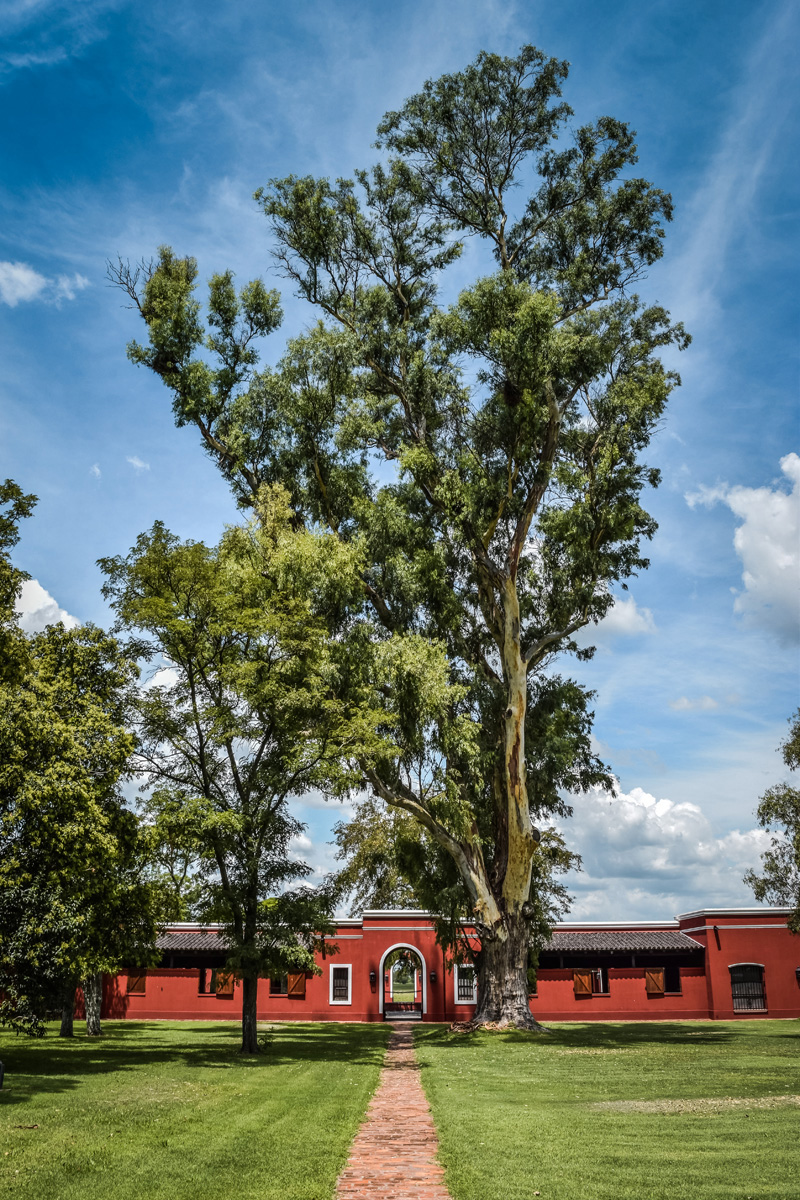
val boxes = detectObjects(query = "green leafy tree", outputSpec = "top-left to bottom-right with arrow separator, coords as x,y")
139,788 -> 205,921
0,486 -> 161,1036
112,46 -> 688,1028
333,794 -> 578,986
100,498 -> 379,1052
745,711 -> 800,934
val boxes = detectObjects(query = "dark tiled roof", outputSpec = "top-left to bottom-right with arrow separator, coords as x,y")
544,931 -> 703,954
157,930 -> 229,952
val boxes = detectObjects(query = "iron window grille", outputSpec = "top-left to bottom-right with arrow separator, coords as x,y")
455,964 -> 478,1003
729,964 -> 766,1011
330,965 -> 351,1003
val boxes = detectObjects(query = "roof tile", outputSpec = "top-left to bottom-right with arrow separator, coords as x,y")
544,931 -> 703,953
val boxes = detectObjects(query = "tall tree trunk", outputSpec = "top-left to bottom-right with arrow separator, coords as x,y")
59,986 -> 76,1037
473,914 -> 543,1030
241,975 -> 259,1053
83,973 -> 103,1036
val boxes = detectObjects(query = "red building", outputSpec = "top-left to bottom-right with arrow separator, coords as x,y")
102,906 -> 799,1024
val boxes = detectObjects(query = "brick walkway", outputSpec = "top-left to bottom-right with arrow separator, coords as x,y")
336,1022 -> 451,1199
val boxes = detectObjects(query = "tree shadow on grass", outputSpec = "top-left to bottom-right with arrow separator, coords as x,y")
415,1021 -> 736,1056
0,1021 -> 389,1105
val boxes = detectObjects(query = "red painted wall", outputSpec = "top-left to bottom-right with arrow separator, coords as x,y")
100,907 -> 800,1024
678,911 -> 800,1020
531,967 -> 710,1022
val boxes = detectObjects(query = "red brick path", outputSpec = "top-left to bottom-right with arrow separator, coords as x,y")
336,1022 -> 452,1199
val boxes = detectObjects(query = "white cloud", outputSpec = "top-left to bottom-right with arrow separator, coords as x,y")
90,462 -> 101,478
669,695 -> 719,712
142,665 -> 180,691
0,261 -> 46,305
15,578 -> 80,633
562,782 -> 773,920
686,453 -> 800,645
52,272 -> 89,302
576,594 -> 656,652
597,596 -> 656,639
0,0 -> 122,80
126,455 -> 150,472
0,260 -> 89,306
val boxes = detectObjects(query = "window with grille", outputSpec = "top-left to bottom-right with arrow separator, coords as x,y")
455,964 -> 477,1004
729,964 -> 766,1011
269,975 -> 288,995
330,965 -> 351,1004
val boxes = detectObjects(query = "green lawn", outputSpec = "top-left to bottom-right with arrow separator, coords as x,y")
416,1020 -> 800,1200
390,982 -> 417,1001
0,1021 -> 389,1200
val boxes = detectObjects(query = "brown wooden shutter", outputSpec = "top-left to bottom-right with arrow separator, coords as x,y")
215,972 -> 235,997
126,972 -> 146,995
645,968 -> 665,995
573,969 -> 592,996
287,972 -> 306,998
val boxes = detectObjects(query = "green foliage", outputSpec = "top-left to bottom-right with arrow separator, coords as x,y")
0,491 -> 161,1033
99,500 -> 384,1013
0,479 -> 36,688
745,710 -> 800,933
114,47 -> 688,1014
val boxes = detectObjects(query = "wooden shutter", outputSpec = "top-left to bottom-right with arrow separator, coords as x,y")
573,969 -> 592,996
126,971 -> 146,995
215,972 -> 235,997
645,968 -> 665,995
287,972 -> 306,998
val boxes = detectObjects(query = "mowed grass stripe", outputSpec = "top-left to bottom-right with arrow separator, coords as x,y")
415,1020 -> 800,1200
0,1021 -> 389,1200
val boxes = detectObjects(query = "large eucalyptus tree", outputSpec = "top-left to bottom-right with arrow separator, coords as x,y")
112,46 -> 688,1028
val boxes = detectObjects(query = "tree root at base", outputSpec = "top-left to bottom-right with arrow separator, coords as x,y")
449,1017 -> 551,1034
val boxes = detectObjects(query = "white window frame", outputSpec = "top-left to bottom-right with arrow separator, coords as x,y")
454,963 -> 478,1005
329,963 -> 352,1005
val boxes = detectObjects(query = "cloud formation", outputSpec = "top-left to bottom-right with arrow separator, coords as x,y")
576,594 -> 656,653
686,453 -> 800,645
15,578 -> 80,633
0,260 -> 89,307
0,0 -> 121,79
597,595 -> 656,639
669,695 -> 719,712
126,455 -> 150,472
562,782 -> 772,920
661,2 -> 796,331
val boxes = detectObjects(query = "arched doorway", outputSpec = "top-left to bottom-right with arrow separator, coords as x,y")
379,943 -> 427,1020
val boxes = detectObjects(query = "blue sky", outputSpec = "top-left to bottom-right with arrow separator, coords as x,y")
1,0 -> 798,920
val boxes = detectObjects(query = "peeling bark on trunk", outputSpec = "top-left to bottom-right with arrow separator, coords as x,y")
241,976 -> 259,1053
471,916 -> 544,1031
59,987 -> 76,1037
83,973 -> 102,1036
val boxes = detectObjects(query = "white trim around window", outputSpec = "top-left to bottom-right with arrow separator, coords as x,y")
454,963 -> 478,1005
329,963 -> 352,1005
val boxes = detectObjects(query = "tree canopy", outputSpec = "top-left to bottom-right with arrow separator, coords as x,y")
113,45 -> 688,1028
745,711 -> 800,934
0,484 -> 161,1035
100,498 -> 380,1050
